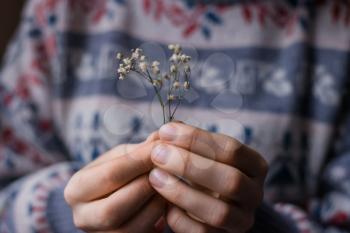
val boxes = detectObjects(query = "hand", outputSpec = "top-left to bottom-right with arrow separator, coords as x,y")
148,123 -> 268,233
64,132 -> 166,233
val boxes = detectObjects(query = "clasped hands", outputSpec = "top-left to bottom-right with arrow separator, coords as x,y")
65,123 -> 268,233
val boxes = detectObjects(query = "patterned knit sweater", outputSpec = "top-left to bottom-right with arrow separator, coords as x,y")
0,0 -> 350,232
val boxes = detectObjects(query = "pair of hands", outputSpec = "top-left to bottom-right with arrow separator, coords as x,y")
64,123 -> 268,233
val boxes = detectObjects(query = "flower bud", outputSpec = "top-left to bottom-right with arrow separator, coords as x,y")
170,64 -> 177,73
173,81 -> 180,89
167,94 -> 175,100
139,62 -> 148,72
168,44 -> 175,50
116,53 -> 123,60
152,66 -> 160,75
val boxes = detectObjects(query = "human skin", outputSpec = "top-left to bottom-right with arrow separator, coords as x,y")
64,132 -> 166,233
149,123 -> 268,233
64,123 -> 268,233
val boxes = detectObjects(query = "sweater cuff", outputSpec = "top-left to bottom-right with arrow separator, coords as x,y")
0,162 -> 83,233
46,186 -> 84,233
248,202 -> 300,233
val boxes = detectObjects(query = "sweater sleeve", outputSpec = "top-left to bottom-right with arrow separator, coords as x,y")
269,92 -> 350,233
0,0 -> 68,188
0,0 -> 80,232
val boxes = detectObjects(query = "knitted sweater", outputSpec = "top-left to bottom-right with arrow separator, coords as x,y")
0,0 -> 350,232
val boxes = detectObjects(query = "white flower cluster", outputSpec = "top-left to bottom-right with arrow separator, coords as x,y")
116,44 -> 192,123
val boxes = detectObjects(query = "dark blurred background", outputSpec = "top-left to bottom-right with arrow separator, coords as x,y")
0,1 -> 25,59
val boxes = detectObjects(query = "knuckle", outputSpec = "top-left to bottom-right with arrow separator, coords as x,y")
223,170 -> 241,197
181,149 -> 193,177
138,177 -> 154,197
167,209 -> 183,229
95,205 -> 116,229
172,184 -> 185,204
210,203 -> 231,228
222,138 -> 241,160
188,127 -> 200,150
99,165 -> 118,184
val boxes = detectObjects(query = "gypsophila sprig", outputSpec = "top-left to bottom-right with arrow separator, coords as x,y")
116,44 -> 191,124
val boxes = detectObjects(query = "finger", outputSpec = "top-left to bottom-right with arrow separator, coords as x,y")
145,131 -> 160,142
65,142 -> 157,203
151,143 -> 261,206
167,206 -> 222,233
86,131 -> 159,169
154,216 -> 166,233
119,195 -> 166,233
149,169 -> 253,230
84,143 -> 140,169
159,123 -> 268,179
72,175 -> 155,231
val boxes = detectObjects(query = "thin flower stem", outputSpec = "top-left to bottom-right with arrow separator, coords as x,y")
168,69 -> 175,122
117,45 -> 191,125
171,88 -> 184,120
168,99 -> 172,122
146,70 -> 166,124
171,98 -> 181,120
134,70 -> 166,123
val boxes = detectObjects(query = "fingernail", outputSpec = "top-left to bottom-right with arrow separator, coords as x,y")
149,169 -> 168,188
159,124 -> 177,141
152,144 -> 170,164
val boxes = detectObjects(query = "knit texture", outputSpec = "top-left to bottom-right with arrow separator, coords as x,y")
1,0 -> 350,232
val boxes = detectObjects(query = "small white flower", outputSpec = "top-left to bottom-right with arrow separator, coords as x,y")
167,94 -> 175,100
132,48 -> 143,59
180,54 -> 191,63
118,67 -> 127,74
152,66 -> 160,75
152,61 -> 160,67
123,58 -> 131,65
139,62 -> 148,72
116,53 -> 123,60
168,44 -> 175,50
170,64 -> 177,73
116,44 -> 191,124
131,53 -> 139,59
125,64 -> 132,71
168,44 -> 181,54
173,81 -> 180,89
173,44 -> 181,54
151,61 -> 160,74
170,54 -> 179,63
